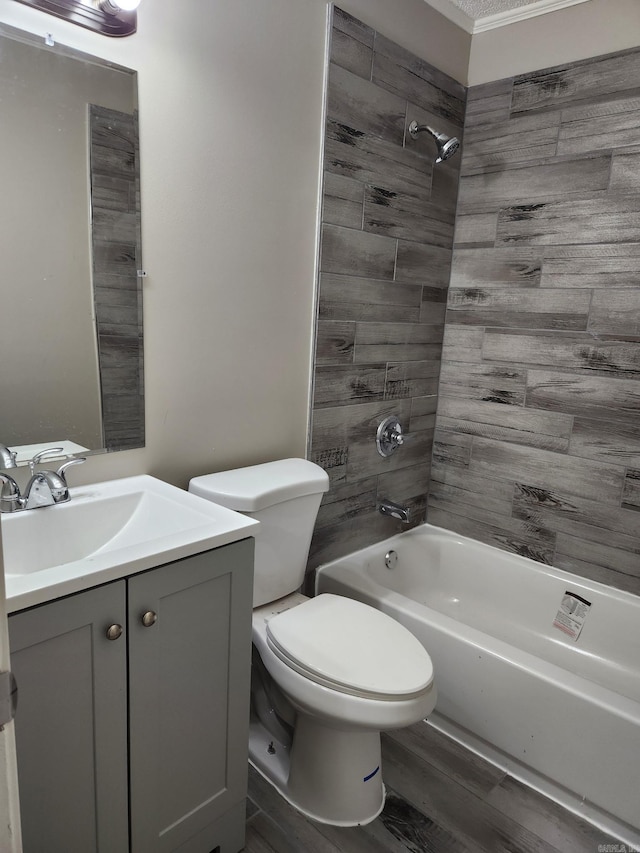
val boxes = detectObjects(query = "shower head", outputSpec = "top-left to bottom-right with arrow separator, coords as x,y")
408,121 -> 460,164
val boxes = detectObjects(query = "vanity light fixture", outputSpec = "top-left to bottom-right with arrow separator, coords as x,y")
12,0 -> 140,37
97,0 -> 140,14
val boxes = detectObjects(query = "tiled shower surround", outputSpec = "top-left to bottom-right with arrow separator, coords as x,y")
308,7 -> 465,568
431,47 -> 640,597
309,8 -> 640,598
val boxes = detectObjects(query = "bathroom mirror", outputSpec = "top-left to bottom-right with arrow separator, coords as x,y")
0,24 -> 144,464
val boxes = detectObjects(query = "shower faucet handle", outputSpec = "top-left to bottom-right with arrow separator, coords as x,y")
376,416 -> 406,458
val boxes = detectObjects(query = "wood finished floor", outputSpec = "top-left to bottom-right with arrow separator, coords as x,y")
244,721 -> 624,853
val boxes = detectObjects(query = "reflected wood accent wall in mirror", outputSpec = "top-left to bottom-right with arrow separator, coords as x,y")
0,25 -> 144,462
90,105 -> 144,450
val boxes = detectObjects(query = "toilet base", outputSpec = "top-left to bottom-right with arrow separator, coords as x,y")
249,712 -> 386,826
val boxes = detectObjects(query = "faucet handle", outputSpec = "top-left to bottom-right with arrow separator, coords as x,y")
56,457 -> 87,484
0,445 -> 17,469
29,447 -> 64,474
0,473 -> 22,512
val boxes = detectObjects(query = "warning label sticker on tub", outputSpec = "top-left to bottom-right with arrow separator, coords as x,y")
553,591 -> 592,641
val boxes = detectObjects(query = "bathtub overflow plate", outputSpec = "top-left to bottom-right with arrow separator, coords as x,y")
385,550 -> 398,569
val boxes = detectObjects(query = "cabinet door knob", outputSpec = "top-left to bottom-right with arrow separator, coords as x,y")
141,610 -> 158,628
106,624 -> 123,641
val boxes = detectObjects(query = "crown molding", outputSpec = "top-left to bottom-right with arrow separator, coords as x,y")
424,0 -> 592,34
472,0 -> 592,32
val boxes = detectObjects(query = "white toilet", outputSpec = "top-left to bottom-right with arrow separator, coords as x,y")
189,458 -> 436,827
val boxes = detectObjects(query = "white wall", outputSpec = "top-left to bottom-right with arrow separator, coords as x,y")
0,0 -> 469,490
468,0 -> 640,85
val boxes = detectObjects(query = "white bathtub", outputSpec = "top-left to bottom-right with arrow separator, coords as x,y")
315,523 -> 640,841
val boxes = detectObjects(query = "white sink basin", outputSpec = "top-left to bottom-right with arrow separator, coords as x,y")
2,475 -> 258,612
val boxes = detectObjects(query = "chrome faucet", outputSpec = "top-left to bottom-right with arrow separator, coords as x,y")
378,499 -> 411,524
0,448 -> 86,513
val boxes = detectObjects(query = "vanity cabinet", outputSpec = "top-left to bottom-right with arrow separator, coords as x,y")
9,538 -> 254,853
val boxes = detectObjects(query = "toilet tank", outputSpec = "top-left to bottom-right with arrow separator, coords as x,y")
189,459 -> 329,607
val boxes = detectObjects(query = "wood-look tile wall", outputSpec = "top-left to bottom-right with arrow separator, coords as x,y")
430,47 -> 640,596
90,105 -> 145,451
308,8 -> 465,570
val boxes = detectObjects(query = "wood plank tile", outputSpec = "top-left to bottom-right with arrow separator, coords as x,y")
321,224 -> 396,279
553,549 -> 640,595
364,186 -> 455,247
485,775 -> 622,853
247,769 -> 341,852
623,468 -> 640,511
428,476 -> 514,519
555,531 -> 640,580
385,360 -> 440,400
450,247 -> 542,289
512,482 -> 640,543
377,462 -> 432,504
395,241 -> 452,287
437,396 -> 572,451
462,112 -> 559,170
378,790 -> 473,853
410,395 -> 438,432
308,505 -> 402,569
441,325 -> 484,365
468,435 -> 625,504
439,362 -> 526,405
315,319 -> 355,365
323,171 -> 364,229
453,212 -> 498,246
496,194 -> 640,247
432,429 -> 472,469
610,150 -> 640,193
511,48 -> 640,114
327,62 -> 406,146
382,731 -> 561,853
483,329 -> 640,377
526,369 -> 640,425
347,427 -> 434,480
325,119 -> 433,194
589,288 -> 640,336
315,478 -> 378,530
332,7 -> 375,49
374,32 -> 467,103
459,155 -> 611,207
426,501 -> 556,564
558,95 -> 640,155
447,286 -> 590,330
319,300 -> 420,324
569,416 -> 640,468
387,722 -> 505,799
245,812 -> 298,853
313,364 -> 387,408
372,35 -> 466,125
430,462 -> 516,515
311,399 -> 413,452
330,25 -> 373,81
540,243 -> 640,289
465,78 -> 513,127
318,273 -> 423,325
314,802 -> 411,853
355,322 -> 444,364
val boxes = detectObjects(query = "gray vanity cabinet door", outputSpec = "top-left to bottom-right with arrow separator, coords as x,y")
127,539 -> 254,853
8,581 -> 129,853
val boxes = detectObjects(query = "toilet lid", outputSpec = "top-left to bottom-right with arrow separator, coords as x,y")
265,594 -> 433,700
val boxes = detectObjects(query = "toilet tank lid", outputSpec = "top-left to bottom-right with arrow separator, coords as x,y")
188,458 -> 329,512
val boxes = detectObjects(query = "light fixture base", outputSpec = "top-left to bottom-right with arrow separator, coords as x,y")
12,0 -> 137,38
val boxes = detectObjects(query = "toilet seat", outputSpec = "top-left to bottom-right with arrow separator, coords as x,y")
266,593 -> 433,701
